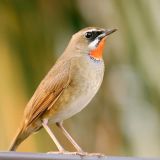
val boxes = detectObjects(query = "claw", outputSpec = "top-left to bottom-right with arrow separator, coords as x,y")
47,150 -> 67,154
47,151 -> 105,158
88,152 -> 105,157
71,151 -> 88,156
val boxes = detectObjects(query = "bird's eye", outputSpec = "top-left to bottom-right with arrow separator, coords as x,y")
85,32 -> 93,39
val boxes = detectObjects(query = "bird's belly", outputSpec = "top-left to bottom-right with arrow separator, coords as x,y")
47,79 -> 101,123
52,90 -> 97,122
46,56 -> 104,123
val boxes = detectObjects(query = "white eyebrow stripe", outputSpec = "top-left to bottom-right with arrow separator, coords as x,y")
87,29 -> 96,32
86,29 -> 102,33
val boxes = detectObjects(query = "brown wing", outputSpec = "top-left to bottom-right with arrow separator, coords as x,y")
23,59 -> 71,125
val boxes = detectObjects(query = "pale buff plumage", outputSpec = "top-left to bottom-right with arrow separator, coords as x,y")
9,27 -> 117,152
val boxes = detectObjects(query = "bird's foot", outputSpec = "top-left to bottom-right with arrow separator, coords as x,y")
47,151 -> 87,156
47,151 -> 105,157
67,151 -> 88,156
88,152 -> 105,157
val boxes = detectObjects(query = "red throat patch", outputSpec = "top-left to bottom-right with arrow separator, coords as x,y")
89,38 -> 106,60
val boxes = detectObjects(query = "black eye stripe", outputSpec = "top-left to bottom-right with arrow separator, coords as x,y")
85,31 -> 104,42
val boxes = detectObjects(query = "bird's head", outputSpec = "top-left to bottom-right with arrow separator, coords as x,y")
66,27 -> 117,60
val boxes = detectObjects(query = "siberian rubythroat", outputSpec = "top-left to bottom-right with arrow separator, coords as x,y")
9,27 -> 117,152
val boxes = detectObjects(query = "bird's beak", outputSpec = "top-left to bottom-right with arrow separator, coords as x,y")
105,29 -> 117,36
98,29 -> 117,40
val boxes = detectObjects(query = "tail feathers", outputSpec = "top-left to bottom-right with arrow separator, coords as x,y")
9,127 -> 29,151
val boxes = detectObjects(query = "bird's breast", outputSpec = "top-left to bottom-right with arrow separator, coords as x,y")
47,55 -> 105,123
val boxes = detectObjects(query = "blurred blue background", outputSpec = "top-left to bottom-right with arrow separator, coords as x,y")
0,0 -> 160,156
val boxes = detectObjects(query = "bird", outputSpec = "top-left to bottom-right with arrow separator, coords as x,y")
9,27 -> 117,153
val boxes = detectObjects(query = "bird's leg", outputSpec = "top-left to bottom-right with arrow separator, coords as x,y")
56,122 -> 84,153
42,119 -> 65,153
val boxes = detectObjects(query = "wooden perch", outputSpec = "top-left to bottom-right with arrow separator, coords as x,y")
0,152 -> 158,160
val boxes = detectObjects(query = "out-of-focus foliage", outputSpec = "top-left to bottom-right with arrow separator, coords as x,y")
0,0 -> 160,156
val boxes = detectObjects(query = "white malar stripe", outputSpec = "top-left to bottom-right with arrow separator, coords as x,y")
88,38 -> 100,50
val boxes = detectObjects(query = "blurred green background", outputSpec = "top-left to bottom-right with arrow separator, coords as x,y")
0,0 -> 160,157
